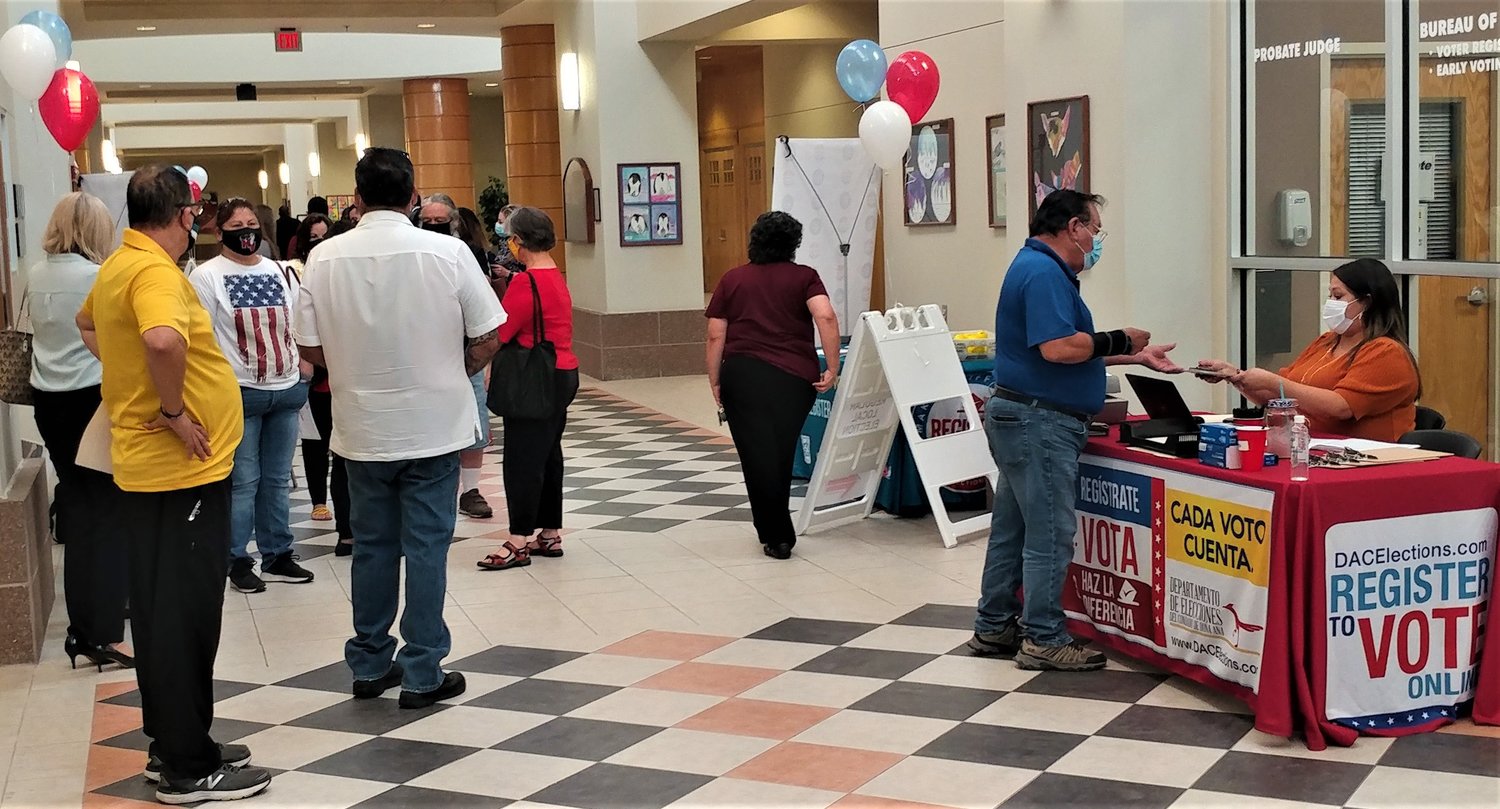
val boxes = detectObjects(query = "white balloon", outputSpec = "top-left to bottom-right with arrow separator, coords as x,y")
0,24 -> 57,101
187,166 -> 209,189
859,100 -> 912,172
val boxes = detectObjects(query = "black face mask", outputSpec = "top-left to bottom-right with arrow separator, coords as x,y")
308,237 -> 324,249
421,221 -> 451,235
223,227 -> 263,257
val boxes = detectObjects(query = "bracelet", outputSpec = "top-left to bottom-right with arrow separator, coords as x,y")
160,405 -> 184,420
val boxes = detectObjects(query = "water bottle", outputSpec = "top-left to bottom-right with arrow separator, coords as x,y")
1289,415 -> 1311,481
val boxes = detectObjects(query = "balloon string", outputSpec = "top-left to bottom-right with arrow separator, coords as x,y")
784,144 -> 879,251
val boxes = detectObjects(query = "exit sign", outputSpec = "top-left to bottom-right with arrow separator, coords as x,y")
275,28 -> 301,52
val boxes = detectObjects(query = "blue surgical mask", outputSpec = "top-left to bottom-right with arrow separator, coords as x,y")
1076,229 -> 1105,270
494,220 -> 508,238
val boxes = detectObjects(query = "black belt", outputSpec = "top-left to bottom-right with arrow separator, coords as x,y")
991,387 -> 1091,424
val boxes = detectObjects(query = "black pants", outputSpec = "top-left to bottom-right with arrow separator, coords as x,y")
301,388 -> 351,538
502,369 -> 579,536
32,386 -> 128,646
122,478 -> 231,780
720,355 -> 816,547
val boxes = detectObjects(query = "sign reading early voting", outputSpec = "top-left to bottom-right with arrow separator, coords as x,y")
1065,457 -> 1274,691
1324,508 -> 1497,732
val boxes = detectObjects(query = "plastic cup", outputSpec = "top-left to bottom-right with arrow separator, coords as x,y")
1238,426 -> 1267,471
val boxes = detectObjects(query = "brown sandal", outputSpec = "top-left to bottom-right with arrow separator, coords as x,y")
477,541 -> 531,571
527,535 -> 564,558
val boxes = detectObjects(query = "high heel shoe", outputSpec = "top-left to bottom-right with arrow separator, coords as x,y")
65,635 -> 135,671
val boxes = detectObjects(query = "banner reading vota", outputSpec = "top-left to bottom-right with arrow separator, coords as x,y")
1324,508 -> 1497,733
1066,456 -> 1274,691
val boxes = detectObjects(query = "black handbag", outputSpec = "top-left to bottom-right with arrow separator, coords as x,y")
487,272 -> 556,419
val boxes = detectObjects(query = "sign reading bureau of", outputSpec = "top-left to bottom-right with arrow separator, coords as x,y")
1065,456 -> 1275,691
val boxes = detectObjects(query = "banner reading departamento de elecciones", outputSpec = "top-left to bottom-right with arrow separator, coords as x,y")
1065,456 -> 1275,691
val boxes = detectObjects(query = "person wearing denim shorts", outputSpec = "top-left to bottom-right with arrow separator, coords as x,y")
968,190 -> 1181,671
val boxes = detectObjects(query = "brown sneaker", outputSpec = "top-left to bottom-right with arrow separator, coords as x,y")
459,489 -> 493,519
1015,639 -> 1107,672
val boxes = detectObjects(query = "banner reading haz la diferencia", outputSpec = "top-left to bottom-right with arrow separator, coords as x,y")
1324,508 -> 1497,731
1065,456 -> 1275,691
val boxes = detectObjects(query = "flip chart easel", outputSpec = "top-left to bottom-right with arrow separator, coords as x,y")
796,305 -> 998,548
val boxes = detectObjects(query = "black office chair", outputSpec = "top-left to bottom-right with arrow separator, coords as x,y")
1414,405 -> 1447,431
1399,429 -> 1483,460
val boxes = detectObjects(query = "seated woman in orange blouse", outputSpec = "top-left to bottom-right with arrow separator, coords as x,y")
1198,259 -> 1420,442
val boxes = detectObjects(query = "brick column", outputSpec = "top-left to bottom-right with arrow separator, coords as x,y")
403,77 -> 475,209
501,24 -> 565,271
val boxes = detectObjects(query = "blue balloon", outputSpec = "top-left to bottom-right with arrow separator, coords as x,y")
19,10 -> 71,65
836,39 -> 888,103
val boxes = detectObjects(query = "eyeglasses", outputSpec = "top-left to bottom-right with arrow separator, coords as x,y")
179,203 -> 204,216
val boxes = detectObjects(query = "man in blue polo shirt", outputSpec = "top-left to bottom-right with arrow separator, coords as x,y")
969,190 -> 1180,671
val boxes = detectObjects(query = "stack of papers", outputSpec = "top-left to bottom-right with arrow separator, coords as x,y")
1309,438 -> 1420,452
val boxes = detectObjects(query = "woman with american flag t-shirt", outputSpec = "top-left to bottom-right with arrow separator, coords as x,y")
190,198 -> 316,595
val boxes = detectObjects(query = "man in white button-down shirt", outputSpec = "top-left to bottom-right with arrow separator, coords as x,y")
294,147 -> 505,709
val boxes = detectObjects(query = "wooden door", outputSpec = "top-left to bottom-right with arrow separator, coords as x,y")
701,143 -> 744,293
1330,59 -> 1494,452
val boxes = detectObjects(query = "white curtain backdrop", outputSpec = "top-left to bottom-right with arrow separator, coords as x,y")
770,138 -> 880,335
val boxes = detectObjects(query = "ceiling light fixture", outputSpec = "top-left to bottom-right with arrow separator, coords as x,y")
257,169 -> 269,190
337,80 -> 351,85
101,139 -> 121,174
417,23 -> 436,29
139,84 -> 152,89
135,25 -> 156,32
484,82 -> 499,88
559,52 -> 580,111
308,151 -> 321,178
355,132 -> 369,153
278,162 -> 290,185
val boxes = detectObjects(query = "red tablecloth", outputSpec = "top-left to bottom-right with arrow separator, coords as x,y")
1068,432 -> 1500,750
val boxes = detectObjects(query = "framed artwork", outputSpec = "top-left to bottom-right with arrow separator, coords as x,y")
986,114 -> 1006,228
1027,95 -> 1090,219
562,157 -> 596,244
618,163 -> 683,246
326,195 -> 355,220
902,118 -> 955,226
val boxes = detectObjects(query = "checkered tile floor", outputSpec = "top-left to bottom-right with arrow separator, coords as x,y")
56,385 -> 1500,808
83,612 -> 1500,809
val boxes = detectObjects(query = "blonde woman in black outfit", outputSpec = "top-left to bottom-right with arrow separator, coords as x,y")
705,212 -> 840,559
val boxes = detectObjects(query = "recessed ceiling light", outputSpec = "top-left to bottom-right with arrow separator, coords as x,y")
139,83 -> 152,88
485,82 -> 499,87
136,25 -> 157,32
337,80 -> 351,85
417,23 -> 436,29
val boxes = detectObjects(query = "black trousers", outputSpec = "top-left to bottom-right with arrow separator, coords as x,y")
301,388 -> 351,538
720,355 -> 816,547
32,386 -> 128,646
502,369 -> 579,536
122,478 -> 232,780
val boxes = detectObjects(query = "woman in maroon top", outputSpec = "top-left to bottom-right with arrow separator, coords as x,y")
478,207 -> 580,571
706,212 -> 841,559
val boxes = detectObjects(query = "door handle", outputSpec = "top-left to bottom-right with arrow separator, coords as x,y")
1467,286 -> 1489,307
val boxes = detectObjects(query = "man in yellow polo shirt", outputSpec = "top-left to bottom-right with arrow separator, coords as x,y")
77,165 -> 271,805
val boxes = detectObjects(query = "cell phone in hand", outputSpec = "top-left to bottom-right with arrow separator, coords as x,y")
717,407 -> 727,425
1191,366 -> 1235,380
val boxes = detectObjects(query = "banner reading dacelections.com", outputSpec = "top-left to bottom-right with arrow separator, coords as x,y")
1066,457 -> 1275,691
1324,508 -> 1497,730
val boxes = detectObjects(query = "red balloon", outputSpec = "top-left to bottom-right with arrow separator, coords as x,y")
39,68 -> 99,153
885,51 -> 940,123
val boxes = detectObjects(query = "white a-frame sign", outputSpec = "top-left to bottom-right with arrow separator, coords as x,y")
796,305 -> 998,548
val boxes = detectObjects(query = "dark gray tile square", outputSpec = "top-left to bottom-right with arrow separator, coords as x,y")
892,604 -> 975,631
302,737 -> 476,783
605,458 -> 672,469
93,773 -> 166,803
796,647 -> 935,680
571,501 -> 646,516
496,718 -> 662,760
629,469 -> 703,481
450,646 -> 585,677
351,786 -> 510,809
668,482 -> 738,494
525,763 -> 711,809
1001,773 -> 1183,808
274,662 -> 359,694
291,544 -> 335,561
677,493 -> 749,508
1099,705 -> 1254,748
850,681 -> 1005,721
1192,751 -> 1372,805
103,679 -> 260,709
700,508 -> 753,522
287,698 -> 449,735
1380,732 -> 1500,777
97,718 -> 272,752
466,679 -> 619,716
291,526 -> 331,541
592,517 -> 688,533
916,723 -> 1086,769
751,617 -> 881,646
1015,668 -> 1167,703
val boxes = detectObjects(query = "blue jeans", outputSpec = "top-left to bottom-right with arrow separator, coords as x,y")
975,395 -> 1090,646
344,452 -> 460,694
231,382 -> 309,562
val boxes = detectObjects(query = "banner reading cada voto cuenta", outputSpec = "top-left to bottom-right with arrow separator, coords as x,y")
1324,508 -> 1497,732
1066,457 -> 1274,691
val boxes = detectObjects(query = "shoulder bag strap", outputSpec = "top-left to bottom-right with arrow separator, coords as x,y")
14,284 -> 30,334
528,272 -> 547,345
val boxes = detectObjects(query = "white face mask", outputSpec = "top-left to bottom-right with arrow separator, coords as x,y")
1322,299 -> 1357,334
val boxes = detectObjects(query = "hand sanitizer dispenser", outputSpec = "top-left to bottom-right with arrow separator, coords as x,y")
1277,189 -> 1312,247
